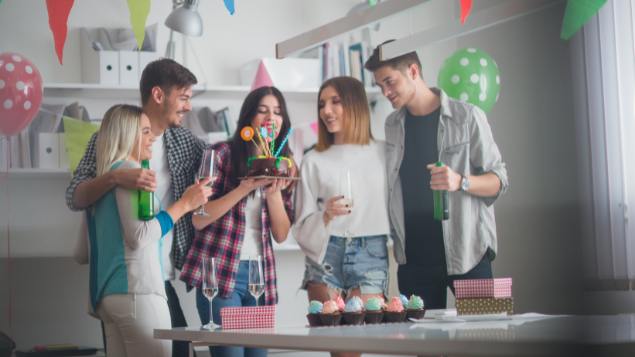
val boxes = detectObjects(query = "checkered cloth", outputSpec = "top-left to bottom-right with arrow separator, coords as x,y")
179,142 -> 294,306
65,128 -> 205,272
221,306 -> 276,329
453,278 -> 512,299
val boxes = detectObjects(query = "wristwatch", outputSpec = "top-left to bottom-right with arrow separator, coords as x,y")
460,174 -> 470,192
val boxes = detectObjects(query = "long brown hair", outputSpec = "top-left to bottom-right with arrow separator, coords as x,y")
228,86 -> 292,187
315,77 -> 373,152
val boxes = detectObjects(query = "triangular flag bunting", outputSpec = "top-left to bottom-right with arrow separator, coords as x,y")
46,0 -> 75,65
126,0 -> 151,51
309,121 -> 319,135
224,0 -> 235,15
369,0 -> 376,6
460,0 -> 472,24
560,0 -> 607,40
250,60 -> 274,91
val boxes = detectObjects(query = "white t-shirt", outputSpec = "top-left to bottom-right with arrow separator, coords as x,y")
293,140 -> 391,264
240,189 -> 263,260
150,133 -> 176,281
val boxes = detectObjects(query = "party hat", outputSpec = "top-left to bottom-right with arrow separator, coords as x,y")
250,60 -> 274,91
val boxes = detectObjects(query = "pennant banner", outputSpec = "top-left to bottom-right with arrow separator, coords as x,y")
46,0 -> 75,65
224,0 -> 235,15
460,0 -> 472,24
126,0 -> 151,51
561,0 -> 607,40
370,0 -> 376,6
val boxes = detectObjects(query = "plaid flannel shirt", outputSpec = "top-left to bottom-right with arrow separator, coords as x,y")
179,142 -> 294,305
65,128 -> 206,271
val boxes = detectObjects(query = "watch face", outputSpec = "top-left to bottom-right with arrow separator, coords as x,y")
462,176 -> 469,191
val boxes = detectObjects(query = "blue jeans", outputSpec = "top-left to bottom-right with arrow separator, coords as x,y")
397,253 -> 493,310
302,235 -> 390,297
196,261 -> 267,357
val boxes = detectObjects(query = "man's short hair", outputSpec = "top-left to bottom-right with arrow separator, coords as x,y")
364,40 -> 423,79
140,58 -> 197,105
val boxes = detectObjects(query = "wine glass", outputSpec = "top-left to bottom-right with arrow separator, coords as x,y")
201,257 -> 219,329
339,171 -> 354,236
248,255 -> 265,307
194,148 -> 217,216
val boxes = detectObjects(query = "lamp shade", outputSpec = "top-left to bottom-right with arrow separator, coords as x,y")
165,0 -> 203,37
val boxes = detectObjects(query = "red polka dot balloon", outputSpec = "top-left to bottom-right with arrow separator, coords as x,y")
0,53 -> 43,136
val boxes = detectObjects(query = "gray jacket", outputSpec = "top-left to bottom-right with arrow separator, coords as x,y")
385,87 -> 508,275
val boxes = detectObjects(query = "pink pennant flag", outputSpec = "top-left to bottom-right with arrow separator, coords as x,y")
460,0 -> 472,24
46,0 -> 75,65
309,121 -> 319,135
250,60 -> 274,91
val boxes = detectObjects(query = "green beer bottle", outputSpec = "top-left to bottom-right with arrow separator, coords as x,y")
433,162 -> 450,221
138,159 -> 154,220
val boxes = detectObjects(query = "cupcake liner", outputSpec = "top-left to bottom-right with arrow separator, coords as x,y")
363,311 -> 384,324
384,311 -> 407,323
406,309 -> 426,320
306,314 -> 322,327
319,313 -> 343,326
342,312 -> 365,325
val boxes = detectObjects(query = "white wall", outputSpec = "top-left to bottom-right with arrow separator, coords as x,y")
0,0 -> 589,350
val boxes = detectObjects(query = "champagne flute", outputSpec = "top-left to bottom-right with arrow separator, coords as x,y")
339,171 -> 354,236
194,148 -> 217,216
248,255 -> 265,307
201,257 -> 219,329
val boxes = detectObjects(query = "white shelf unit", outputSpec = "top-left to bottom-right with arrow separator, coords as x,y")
43,83 -> 383,101
3,168 -> 71,178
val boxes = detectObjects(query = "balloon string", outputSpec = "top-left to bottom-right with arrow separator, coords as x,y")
0,135 -> 12,348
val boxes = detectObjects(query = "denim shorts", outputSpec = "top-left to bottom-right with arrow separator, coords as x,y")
302,235 -> 389,297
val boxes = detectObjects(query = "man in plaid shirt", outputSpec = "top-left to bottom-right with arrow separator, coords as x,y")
66,59 -> 205,357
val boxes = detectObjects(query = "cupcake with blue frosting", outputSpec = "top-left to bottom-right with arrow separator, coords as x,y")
342,297 -> 365,325
306,301 -> 323,327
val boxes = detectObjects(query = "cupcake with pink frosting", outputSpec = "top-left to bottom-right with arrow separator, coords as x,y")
384,297 -> 407,322
319,300 -> 343,326
333,296 -> 346,312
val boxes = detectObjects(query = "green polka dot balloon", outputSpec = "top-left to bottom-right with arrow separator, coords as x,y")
438,47 -> 500,114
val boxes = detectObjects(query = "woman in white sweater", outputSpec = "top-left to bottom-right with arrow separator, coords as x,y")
74,104 -> 211,357
293,77 -> 391,310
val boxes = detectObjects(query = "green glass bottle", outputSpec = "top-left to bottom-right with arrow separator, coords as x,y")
433,162 -> 450,221
138,159 -> 154,220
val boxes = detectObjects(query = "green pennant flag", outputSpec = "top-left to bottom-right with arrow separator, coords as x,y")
126,0 -> 151,51
370,0 -> 376,6
561,0 -> 607,40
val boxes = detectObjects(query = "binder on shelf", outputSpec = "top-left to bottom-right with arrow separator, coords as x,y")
34,133 -> 60,169
119,51 -> 140,86
81,28 -> 119,85
59,133 -> 70,169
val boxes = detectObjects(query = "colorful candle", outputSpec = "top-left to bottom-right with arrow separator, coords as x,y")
274,127 -> 293,158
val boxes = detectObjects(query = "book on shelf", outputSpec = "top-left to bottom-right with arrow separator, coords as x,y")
317,36 -> 375,88
348,43 -> 364,84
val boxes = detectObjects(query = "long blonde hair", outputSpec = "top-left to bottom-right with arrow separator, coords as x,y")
315,77 -> 373,152
95,104 -> 145,176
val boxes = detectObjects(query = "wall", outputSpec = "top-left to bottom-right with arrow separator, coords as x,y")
0,0 -> 588,350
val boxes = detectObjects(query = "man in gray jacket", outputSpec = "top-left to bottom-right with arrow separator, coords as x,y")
364,41 -> 508,309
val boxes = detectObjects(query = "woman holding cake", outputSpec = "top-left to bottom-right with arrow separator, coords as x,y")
181,86 -> 294,357
294,77 -> 391,333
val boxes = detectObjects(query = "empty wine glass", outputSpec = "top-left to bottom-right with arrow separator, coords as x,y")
201,257 -> 219,329
194,148 -> 217,216
248,255 -> 265,307
339,171 -> 354,236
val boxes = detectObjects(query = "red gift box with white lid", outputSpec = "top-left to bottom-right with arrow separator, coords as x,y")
220,306 -> 276,330
453,278 -> 512,299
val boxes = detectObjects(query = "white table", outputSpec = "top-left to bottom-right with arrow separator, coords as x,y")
154,315 -> 635,357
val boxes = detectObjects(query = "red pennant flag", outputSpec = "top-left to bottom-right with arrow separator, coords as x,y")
460,0 -> 472,24
46,0 -> 75,65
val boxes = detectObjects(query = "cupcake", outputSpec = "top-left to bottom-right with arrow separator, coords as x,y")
384,297 -> 407,322
405,295 -> 425,320
333,296 -> 346,312
306,301 -> 323,327
342,297 -> 365,325
363,297 -> 384,324
396,294 -> 408,307
319,300 -> 342,326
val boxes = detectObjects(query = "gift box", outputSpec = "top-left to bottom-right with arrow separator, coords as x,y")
456,298 -> 513,316
454,278 -> 512,299
220,306 -> 276,330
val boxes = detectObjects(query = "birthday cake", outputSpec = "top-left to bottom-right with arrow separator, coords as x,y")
241,125 -> 293,178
